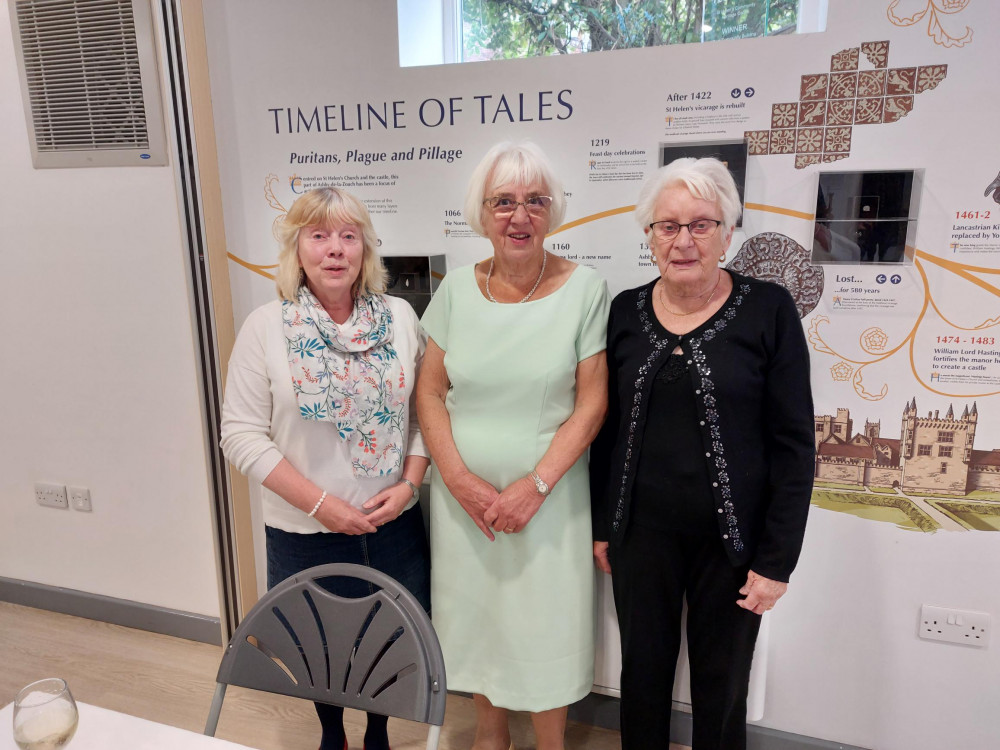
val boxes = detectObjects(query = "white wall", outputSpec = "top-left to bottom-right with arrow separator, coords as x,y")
0,1 -> 220,617
200,2 -> 1000,747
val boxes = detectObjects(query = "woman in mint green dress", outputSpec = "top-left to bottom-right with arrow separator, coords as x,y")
417,142 -> 609,750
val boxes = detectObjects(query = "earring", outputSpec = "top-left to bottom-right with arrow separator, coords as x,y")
719,253 -> 727,263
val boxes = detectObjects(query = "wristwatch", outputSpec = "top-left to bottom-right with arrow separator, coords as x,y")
529,470 -> 551,497
400,478 -> 420,503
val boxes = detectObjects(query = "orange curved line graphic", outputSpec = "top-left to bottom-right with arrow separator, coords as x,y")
910,255 -> 1000,398
914,249 -> 1000,296
548,205 -> 636,236
744,202 -> 815,221
228,252 -> 277,280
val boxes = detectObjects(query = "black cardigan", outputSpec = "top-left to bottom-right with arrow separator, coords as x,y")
590,272 -> 815,582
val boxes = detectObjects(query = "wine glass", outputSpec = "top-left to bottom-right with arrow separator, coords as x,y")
12,678 -> 78,750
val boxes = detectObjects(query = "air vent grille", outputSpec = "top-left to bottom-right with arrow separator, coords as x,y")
10,0 -> 166,167
16,0 -> 149,151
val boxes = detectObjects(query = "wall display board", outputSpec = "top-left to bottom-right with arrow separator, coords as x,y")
203,2 -> 1000,747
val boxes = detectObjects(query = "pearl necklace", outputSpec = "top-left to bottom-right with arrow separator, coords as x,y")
658,271 -> 723,317
486,250 -> 547,303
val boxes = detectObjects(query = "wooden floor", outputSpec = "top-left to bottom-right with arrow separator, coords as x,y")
0,602 -> 687,750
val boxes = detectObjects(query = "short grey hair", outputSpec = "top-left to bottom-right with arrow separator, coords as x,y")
635,157 -> 742,231
463,141 -> 566,236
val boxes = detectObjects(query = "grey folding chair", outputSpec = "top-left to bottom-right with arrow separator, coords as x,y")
204,563 -> 446,750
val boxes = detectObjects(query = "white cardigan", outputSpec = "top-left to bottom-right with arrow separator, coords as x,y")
220,295 -> 428,534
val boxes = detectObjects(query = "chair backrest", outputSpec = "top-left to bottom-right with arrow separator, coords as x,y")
215,562 -> 446,726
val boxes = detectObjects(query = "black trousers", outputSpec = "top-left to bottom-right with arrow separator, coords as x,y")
610,525 -> 762,750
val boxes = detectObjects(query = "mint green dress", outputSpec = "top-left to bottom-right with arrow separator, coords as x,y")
421,263 -> 610,711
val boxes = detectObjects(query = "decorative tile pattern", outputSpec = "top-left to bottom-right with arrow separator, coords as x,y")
827,99 -> 856,126
854,98 -> 884,124
771,103 -> 798,129
829,72 -> 858,100
745,130 -> 770,155
857,69 -> 887,98
769,128 -> 796,154
796,128 -> 824,154
883,96 -> 914,123
831,48 -> 860,71
824,127 -> 852,154
800,74 -> 829,101
798,101 -> 826,127
886,68 -> 916,95
862,40 -> 889,68
747,40 -> 947,170
916,65 -> 948,92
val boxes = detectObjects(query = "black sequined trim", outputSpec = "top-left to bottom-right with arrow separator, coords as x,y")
611,282 -> 751,555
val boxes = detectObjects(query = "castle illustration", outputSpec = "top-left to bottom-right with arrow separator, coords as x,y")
814,399 -> 1000,496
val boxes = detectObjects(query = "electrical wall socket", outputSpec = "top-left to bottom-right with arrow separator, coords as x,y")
35,482 -> 68,509
919,604 -> 990,648
68,486 -> 92,512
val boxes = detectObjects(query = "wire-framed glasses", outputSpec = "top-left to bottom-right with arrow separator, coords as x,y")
648,219 -> 722,240
483,195 -> 553,216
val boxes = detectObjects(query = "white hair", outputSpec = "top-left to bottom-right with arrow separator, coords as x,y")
635,157 -> 742,230
463,141 -> 566,236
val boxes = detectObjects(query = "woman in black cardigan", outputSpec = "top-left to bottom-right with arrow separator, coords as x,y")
590,158 -> 815,750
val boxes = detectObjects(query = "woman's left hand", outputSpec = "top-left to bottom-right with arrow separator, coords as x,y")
484,476 -> 545,534
736,570 -> 788,615
363,482 -> 416,529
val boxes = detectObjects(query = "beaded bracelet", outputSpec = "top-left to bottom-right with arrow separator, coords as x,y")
307,491 -> 327,518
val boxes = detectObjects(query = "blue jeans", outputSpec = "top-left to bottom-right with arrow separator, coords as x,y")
265,505 -> 431,613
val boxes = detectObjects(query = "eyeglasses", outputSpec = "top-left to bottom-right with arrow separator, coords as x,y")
483,195 -> 553,216
648,219 -> 723,241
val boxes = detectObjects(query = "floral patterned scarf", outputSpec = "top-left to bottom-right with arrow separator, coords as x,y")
283,287 -> 406,477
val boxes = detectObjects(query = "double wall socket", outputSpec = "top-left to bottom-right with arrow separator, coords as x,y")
35,482 -> 68,509
35,482 -> 92,511
919,604 -> 990,648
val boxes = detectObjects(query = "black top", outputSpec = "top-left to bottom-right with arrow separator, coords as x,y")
590,271 -> 816,582
631,352 -> 717,533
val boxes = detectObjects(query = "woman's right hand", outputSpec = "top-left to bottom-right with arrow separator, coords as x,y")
593,541 -> 611,574
448,471 -> 501,541
314,495 -> 378,535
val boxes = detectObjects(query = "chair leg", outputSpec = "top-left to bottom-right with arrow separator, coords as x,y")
425,723 -> 442,750
204,683 -> 228,736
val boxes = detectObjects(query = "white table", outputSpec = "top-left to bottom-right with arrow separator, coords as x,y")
0,701 -> 255,749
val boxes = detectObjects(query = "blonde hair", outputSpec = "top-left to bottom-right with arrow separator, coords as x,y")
274,187 -> 386,301
463,141 -> 566,236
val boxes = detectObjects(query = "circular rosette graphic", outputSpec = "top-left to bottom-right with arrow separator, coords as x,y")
726,232 -> 823,317
830,361 -> 854,381
860,327 -> 889,352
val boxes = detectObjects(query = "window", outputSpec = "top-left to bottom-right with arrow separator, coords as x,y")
940,462 -> 948,474
463,0 -> 796,61
815,423 -> 824,432
918,444 -> 932,457
938,431 -> 954,443
833,424 -> 843,434
939,445 -> 953,458
399,0 -> 828,67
